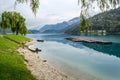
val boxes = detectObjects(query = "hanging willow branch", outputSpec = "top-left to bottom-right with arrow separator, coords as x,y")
79,0 -> 120,13
15,0 -> 120,32
78,0 -> 120,32
15,0 -> 40,15
15,0 -> 120,17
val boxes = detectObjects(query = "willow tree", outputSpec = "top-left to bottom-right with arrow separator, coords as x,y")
15,0 -> 40,15
0,11 -> 11,34
10,12 -> 27,35
19,25 -> 28,35
78,0 -> 120,32
16,0 -> 120,32
0,11 -> 27,35
15,0 -> 120,16
15,15 -> 27,35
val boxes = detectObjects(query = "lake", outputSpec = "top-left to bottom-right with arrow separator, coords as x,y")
27,34 -> 120,80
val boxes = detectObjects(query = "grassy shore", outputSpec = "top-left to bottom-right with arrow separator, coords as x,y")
0,34 -> 36,80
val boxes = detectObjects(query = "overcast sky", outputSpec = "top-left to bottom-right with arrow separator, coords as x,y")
0,0 -> 100,29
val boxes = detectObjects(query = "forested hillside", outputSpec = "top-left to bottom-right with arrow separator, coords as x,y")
65,7 -> 120,35
91,7 -> 120,34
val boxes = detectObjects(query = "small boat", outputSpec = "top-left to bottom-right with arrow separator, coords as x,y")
28,46 -> 41,52
37,40 -> 44,42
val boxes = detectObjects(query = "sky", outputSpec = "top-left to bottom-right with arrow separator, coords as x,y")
0,0 -> 100,29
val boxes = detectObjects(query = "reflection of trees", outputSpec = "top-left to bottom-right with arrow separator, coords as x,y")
83,43 -> 120,58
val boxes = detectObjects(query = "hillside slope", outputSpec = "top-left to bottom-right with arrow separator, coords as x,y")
65,7 -> 120,35
39,17 -> 80,33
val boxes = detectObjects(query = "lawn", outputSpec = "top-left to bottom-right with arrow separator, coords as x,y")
0,35 -> 36,80
3,34 -> 31,44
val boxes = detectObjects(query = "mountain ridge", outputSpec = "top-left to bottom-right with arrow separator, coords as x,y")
65,7 -> 120,35
38,17 -> 80,33
29,7 -> 120,35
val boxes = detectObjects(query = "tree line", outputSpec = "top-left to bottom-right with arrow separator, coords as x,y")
0,11 -> 27,35
15,0 -> 120,28
1,0 -> 119,35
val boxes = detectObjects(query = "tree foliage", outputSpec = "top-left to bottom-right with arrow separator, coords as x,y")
15,0 -> 120,32
65,7 -> 120,35
0,11 -> 27,35
78,0 -> 120,31
15,0 -> 40,15
15,0 -> 120,16
0,12 -> 12,34
90,7 -> 120,34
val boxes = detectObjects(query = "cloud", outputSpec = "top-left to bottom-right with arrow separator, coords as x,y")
0,0 -> 15,13
0,0 -> 100,29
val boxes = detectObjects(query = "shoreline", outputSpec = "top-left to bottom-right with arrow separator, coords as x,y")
17,40 -> 71,80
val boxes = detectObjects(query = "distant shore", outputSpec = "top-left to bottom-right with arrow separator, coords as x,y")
17,40 -> 71,80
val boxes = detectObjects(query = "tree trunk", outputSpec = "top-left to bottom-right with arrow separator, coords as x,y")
16,27 -> 19,35
3,29 -> 6,34
16,29 -> 18,35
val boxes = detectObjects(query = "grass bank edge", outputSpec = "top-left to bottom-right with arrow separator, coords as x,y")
0,34 -> 36,80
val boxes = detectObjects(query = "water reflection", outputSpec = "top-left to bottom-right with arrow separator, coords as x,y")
27,34 -> 120,80
83,43 -> 120,58
27,34 -> 120,58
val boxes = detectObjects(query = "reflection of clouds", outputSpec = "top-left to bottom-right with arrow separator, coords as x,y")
28,34 -> 120,80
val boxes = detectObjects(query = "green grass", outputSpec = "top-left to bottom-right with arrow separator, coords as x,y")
0,35 -> 36,80
4,34 -> 31,44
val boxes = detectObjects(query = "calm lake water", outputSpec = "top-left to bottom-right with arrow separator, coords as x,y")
27,34 -> 120,80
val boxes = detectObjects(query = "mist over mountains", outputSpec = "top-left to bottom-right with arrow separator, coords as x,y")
65,7 -> 120,35
28,17 -> 80,34
29,7 -> 120,35
1,7 -> 119,35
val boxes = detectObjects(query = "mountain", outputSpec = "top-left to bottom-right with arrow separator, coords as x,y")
0,16 -> 1,21
65,7 -> 120,35
28,29 -> 40,34
64,22 -> 80,35
39,17 -> 80,33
